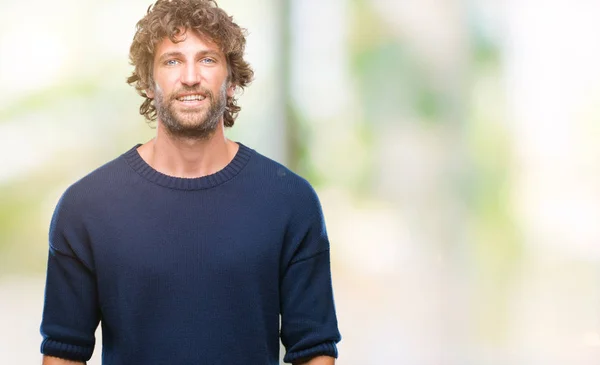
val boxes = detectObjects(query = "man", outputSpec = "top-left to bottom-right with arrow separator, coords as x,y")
39,0 -> 341,364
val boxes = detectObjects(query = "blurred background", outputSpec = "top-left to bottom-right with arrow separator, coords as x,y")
1,0 -> 600,364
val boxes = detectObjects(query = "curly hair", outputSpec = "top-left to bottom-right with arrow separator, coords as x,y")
127,0 -> 254,127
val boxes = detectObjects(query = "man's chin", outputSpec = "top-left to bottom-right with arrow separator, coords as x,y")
170,111 -> 210,127
163,118 -> 218,139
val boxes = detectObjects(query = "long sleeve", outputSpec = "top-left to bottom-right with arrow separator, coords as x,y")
40,191 -> 100,362
279,187 -> 341,364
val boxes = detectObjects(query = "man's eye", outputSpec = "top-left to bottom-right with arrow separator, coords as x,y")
165,59 -> 179,66
201,58 -> 216,64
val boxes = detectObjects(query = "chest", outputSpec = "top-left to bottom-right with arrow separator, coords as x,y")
89,193 -> 287,301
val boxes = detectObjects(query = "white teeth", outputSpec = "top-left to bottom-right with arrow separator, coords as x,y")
178,94 -> 205,101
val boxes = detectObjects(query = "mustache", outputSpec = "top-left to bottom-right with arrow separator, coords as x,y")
169,86 -> 213,101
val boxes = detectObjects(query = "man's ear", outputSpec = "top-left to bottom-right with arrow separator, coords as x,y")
145,78 -> 156,98
146,87 -> 155,99
226,83 -> 236,98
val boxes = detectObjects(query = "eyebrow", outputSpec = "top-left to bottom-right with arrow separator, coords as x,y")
157,50 -> 222,63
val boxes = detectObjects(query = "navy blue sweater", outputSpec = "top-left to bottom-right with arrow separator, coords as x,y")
40,143 -> 341,364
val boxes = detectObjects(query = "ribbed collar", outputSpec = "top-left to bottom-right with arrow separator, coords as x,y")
123,142 -> 252,190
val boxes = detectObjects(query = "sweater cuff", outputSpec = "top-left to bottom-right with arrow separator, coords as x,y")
283,341 -> 338,363
41,338 -> 94,362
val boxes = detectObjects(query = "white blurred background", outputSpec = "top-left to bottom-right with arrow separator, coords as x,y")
1,0 -> 600,364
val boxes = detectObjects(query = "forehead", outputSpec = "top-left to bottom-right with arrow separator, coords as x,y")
154,29 -> 223,59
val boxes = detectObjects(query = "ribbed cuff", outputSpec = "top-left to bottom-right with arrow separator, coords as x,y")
283,341 -> 338,363
41,338 -> 94,362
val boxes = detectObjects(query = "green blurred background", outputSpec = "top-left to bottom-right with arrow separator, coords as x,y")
2,0 -> 600,364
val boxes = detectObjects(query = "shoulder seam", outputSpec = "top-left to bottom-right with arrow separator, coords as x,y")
49,243 -> 95,273
289,248 -> 329,266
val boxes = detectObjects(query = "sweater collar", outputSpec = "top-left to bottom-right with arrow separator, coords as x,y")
123,142 -> 252,190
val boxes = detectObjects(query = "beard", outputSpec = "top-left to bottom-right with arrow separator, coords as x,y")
154,81 -> 227,140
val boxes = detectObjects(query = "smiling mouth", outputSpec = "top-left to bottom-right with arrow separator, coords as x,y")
176,94 -> 207,102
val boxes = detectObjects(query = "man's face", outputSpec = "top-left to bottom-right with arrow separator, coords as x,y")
148,29 -> 234,139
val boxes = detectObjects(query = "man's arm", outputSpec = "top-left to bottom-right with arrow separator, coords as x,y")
279,183 -> 341,363
40,191 -> 100,362
42,355 -> 85,365
293,355 -> 335,365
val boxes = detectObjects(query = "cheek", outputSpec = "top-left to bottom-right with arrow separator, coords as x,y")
153,70 -> 179,93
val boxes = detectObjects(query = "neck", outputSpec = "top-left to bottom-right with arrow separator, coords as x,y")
137,120 -> 238,178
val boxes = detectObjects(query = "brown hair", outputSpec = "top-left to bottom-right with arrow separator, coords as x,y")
127,0 -> 254,127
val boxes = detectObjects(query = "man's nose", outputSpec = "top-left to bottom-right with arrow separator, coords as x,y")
181,63 -> 201,86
